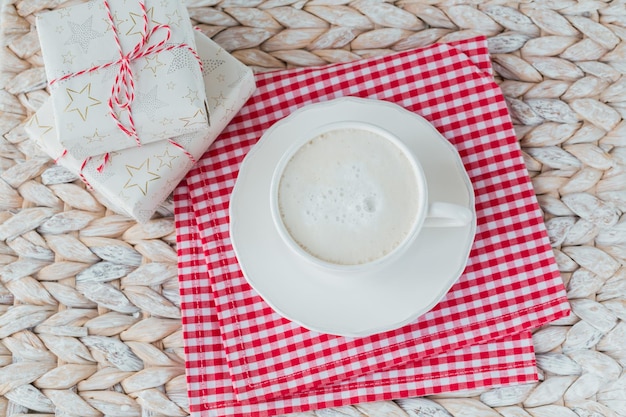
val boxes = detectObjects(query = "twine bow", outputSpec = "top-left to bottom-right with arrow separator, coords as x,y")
50,0 -> 202,186
106,0 -> 172,148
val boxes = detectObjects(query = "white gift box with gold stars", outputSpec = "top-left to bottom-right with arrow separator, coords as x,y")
26,31 -> 256,223
36,0 -> 210,159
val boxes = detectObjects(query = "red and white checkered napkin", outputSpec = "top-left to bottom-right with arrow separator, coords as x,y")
176,190 -> 539,416
174,37 -> 571,416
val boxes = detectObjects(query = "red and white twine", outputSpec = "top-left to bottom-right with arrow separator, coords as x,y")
168,139 -> 197,164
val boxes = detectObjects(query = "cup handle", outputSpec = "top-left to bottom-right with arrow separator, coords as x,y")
423,202 -> 473,228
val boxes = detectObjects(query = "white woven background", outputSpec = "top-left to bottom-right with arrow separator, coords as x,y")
1,1 -> 626,416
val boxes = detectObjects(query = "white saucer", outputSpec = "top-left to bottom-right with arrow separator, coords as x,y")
229,97 -> 476,337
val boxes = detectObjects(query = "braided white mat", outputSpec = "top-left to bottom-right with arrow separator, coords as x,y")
1,1 -> 625,416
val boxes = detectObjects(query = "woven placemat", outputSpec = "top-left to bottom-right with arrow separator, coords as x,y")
1,1 -> 625,416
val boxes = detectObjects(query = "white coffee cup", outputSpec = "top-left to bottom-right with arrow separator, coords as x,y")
270,121 -> 472,272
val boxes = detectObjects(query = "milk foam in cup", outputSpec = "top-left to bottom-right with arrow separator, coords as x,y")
270,122 -> 471,271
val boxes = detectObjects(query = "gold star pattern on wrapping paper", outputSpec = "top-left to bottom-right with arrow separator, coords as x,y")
126,8 -> 162,37
161,117 -> 173,126
63,51 -> 75,64
167,81 -> 176,90
124,158 -> 161,196
102,16 -> 113,31
156,149 -> 178,169
167,9 -> 182,27
84,128 -> 107,143
65,16 -> 104,53
27,114 -> 53,138
115,12 -> 129,29
64,83 -> 102,121
185,88 -> 200,105
179,108 -> 207,128
56,25 -> 64,34
59,8 -> 71,18
103,11 -> 128,32
127,11 -> 143,37
143,55 -> 165,75
217,74 -> 225,83
212,92 -> 226,108
221,105 -> 237,123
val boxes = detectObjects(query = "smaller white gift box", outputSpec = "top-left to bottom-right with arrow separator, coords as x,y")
26,30 -> 256,223
36,0 -> 209,159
